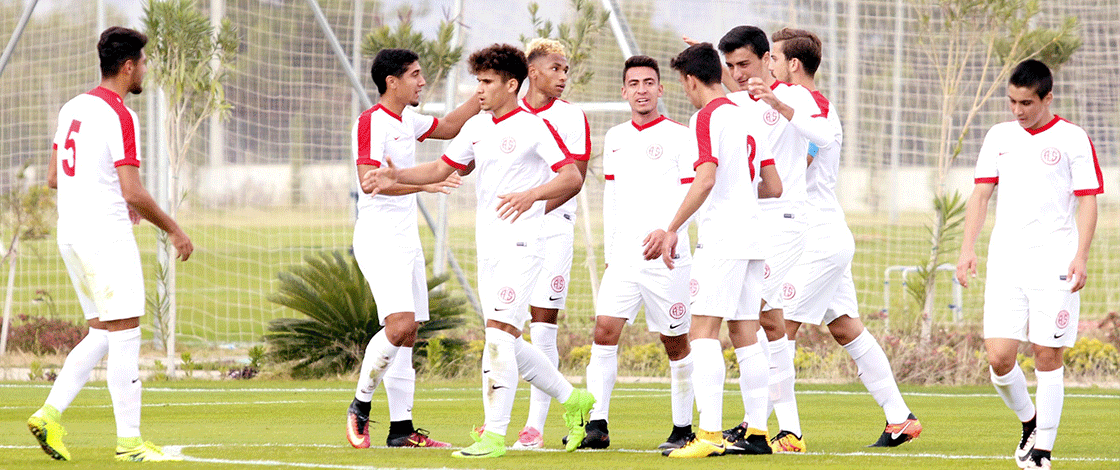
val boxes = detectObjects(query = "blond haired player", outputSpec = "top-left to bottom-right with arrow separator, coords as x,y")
769,27 -> 920,449
515,37 -> 591,449
28,26 -> 192,463
957,59 -> 1102,470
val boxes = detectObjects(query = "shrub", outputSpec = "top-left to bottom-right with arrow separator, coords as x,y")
1064,337 -> 1120,376
265,250 -> 467,378
7,314 -> 86,355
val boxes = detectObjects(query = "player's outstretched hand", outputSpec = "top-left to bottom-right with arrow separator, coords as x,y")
171,230 -> 193,262
496,189 -> 537,222
425,171 -> 462,194
746,77 -> 778,106
682,35 -> 699,46
660,230 -> 679,270
955,251 -> 977,288
643,229 -> 666,260
1067,257 -> 1088,293
361,156 -> 399,195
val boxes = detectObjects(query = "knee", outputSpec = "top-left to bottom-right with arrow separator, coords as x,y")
661,334 -> 690,360
827,316 -> 864,345
987,352 -> 1018,376
383,318 -> 418,347
592,321 -> 622,346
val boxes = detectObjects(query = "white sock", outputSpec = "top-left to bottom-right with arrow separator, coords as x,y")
515,336 -> 573,403
106,327 -> 141,439
354,330 -> 399,402
845,330 -> 912,424
736,343 -> 768,432
46,328 -> 109,414
482,328 -> 518,436
384,346 -> 415,422
1034,367 -> 1064,451
586,344 -> 618,422
990,364 -> 1037,423
768,336 -> 800,435
669,354 -> 695,427
525,322 -> 558,431
691,338 -> 725,432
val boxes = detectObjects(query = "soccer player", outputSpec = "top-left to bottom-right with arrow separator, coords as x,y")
27,26 -> 192,462
652,42 -> 782,458
578,55 -> 695,451
514,38 -> 591,449
362,44 -> 595,459
346,48 -> 482,450
956,59 -> 1102,470
768,28 -> 921,448
705,25 -> 835,451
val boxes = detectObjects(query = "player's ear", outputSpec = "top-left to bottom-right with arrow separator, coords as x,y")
1041,91 -> 1054,107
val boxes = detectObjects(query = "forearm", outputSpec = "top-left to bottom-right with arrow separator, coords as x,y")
378,184 -> 430,196
960,191 -> 990,255
47,149 -> 58,188
397,160 -> 453,186
127,190 -> 183,236
429,98 -> 481,140
667,181 -> 711,233
533,169 -> 583,205
1074,195 -> 1097,260
789,112 -> 839,147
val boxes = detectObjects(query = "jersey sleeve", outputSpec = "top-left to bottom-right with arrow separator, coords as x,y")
407,110 -> 439,142
565,110 -> 591,161
539,118 -> 575,171
1070,133 -> 1104,196
677,128 -> 698,185
439,120 -> 475,171
786,86 -> 839,147
106,104 -> 140,168
693,111 -> 718,169
352,112 -> 387,168
973,128 -> 1000,184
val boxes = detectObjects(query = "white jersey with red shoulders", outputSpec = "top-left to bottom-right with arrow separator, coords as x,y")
520,97 -> 590,223
975,116 -> 1103,285
441,107 -> 573,258
53,86 -> 142,244
351,104 -> 438,246
690,97 -> 775,260
728,81 -> 836,217
803,89 -> 845,220
603,115 -> 695,268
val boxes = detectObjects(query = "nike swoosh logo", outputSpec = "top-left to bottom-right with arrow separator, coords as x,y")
131,378 -> 140,383
890,422 -> 912,440
491,385 -> 508,390
483,369 -> 491,373
610,148 -> 621,153
471,140 -> 482,145
669,322 -> 685,329
549,295 -> 562,301
408,438 -> 426,446
1053,332 -> 1066,339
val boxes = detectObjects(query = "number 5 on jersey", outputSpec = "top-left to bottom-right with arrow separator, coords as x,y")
62,119 -> 81,177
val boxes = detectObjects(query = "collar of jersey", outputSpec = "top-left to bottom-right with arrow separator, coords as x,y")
88,86 -> 123,103
372,103 -> 403,122
745,80 -> 783,101
1023,115 -> 1061,136
631,115 -> 667,131
521,96 -> 556,114
492,107 -> 523,124
702,96 -> 736,113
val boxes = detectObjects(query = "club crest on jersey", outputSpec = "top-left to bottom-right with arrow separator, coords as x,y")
500,136 -> 517,153
763,109 -> 780,125
551,275 -> 566,293
669,302 -> 686,319
689,279 -> 699,297
1040,147 -> 1061,165
498,287 -> 517,304
781,282 -> 796,301
1055,309 -> 1070,329
646,144 -> 664,160
763,263 -> 771,279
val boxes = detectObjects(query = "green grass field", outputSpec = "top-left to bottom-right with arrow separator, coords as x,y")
3,379 -> 1119,469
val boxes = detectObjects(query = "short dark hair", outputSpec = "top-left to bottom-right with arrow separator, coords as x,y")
623,55 -> 660,82
771,28 -> 822,76
670,43 -> 722,86
718,25 -> 769,58
98,26 -> 147,78
468,44 -> 529,90
370,49 -> 420,95
1009,59 -> 1053,99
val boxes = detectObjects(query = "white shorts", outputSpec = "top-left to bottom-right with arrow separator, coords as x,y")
784,220 -> 860,325
478,245 -> 544,328
58,239 -> 144,322
353,242 -> 429,325
529,216 -> 574,309
597,264 -> 691,337
983,278 -> 1079,348
690,252 -> 765,321
759,212 -> 808,311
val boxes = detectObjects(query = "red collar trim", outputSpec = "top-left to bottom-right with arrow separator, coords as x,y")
88,86 -> 123,102
493,107 -> 523,124
771,80 -> 784,90
703,97 -> 736,112
373,103 -> 403,122
1024,115 -> 1060,136
631,115 -> 667,131
521,96 -> 556,114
